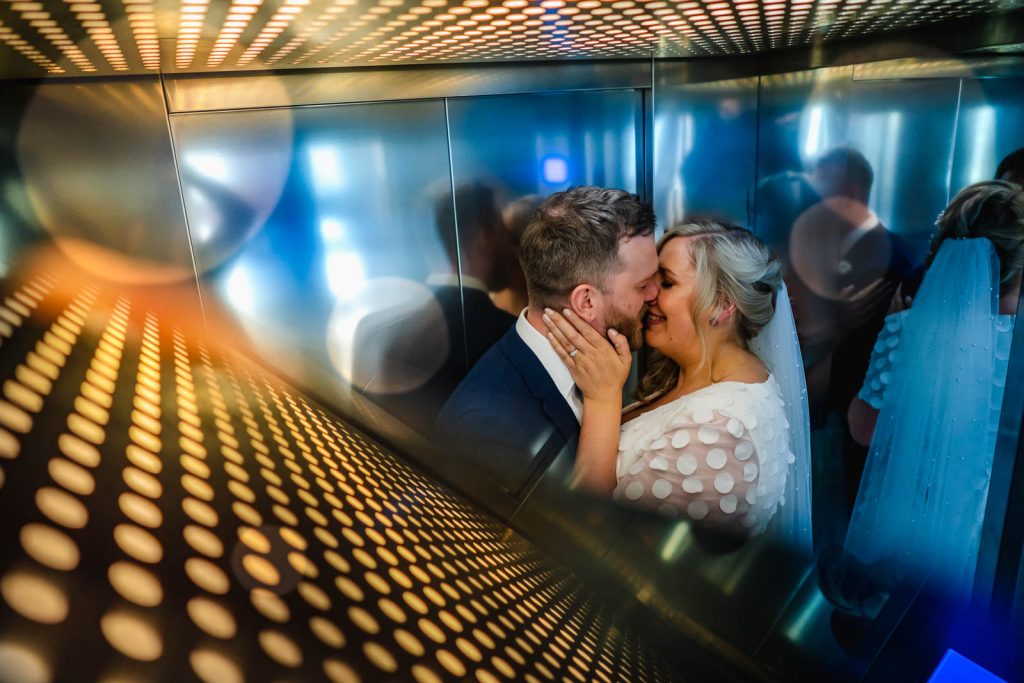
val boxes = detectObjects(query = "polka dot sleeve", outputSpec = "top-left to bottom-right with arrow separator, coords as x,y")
857,311 -> 906,410
613,409 -> 760,529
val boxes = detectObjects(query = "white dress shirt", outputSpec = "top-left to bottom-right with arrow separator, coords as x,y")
515,309 -> 583,423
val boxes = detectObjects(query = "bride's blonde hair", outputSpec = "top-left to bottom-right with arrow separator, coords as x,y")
637,221 -> 782,402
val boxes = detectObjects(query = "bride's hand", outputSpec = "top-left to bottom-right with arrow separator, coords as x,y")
543,308 -> 632,404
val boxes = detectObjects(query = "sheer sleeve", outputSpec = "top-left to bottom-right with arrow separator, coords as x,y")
613,408 -> 761,531
857,311 -> 907,410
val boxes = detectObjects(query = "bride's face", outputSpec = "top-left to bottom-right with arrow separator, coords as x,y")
644,237 -> 702,358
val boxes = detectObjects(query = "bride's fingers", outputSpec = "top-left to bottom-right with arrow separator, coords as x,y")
608,329 -> 632,364
542,312 -> 577,356
543,308 -> 591,353
559,308 -> 607,347
546,332 -> 574,367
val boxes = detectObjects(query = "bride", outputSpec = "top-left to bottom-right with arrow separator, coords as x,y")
543,221 -> 812,550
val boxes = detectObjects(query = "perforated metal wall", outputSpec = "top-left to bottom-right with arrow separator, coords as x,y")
0,274 -> 685,682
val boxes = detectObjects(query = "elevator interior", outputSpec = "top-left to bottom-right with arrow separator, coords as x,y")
2,1 -> 1024,681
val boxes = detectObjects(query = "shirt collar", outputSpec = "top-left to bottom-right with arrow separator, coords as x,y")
426,273 -> 489,293
840,211 -> 881,256
515,309 -> 582,422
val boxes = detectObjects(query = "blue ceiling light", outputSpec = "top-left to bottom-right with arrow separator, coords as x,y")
542,155 -> 569,184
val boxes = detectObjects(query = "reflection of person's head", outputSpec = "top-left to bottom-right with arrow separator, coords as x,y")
996,147 -> 1024,186
502,194 -> 543,246
520,186 -> 658,349
928,180 -> 1024,298
436,182 -> 513,291
813,147 -> 873,203
639,221 -> 782,400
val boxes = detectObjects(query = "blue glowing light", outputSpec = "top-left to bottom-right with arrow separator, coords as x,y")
928,650 -> 1006,683
542,156 -> 569,184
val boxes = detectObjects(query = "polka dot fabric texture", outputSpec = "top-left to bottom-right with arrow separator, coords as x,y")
614,377 -> 794,536
0,276 -> 681,683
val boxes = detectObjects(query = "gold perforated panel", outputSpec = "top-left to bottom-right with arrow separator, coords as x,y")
0,276 -> 680,682
0,0 -> 1010,77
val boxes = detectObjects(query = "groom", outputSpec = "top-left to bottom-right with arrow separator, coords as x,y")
434,186 -> 659,494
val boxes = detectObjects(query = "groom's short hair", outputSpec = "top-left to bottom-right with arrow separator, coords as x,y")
519,186 -> 655,307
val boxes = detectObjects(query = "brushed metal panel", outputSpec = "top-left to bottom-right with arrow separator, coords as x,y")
171,98 -> 465,440
950,74 -> 1024,190
443,88 -> 642,489
7,77 -> 199,289
653,69 -> 759,229
164,61 -> 652,113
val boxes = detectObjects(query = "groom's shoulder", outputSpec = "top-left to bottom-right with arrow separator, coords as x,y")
448,332 -> 530,405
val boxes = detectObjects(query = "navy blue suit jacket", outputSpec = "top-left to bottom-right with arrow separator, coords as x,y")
434,326 -> 579,495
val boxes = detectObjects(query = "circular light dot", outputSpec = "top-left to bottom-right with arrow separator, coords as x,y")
190,648 -> 243,683
48,458 -> 95,495
122,466 -> 162,498
242,554 -> 280,586
187,597 -> 237,639
119,492 -> 162,528
183,497 -> 218,527
411,665 -> 443,683
349,606 -> 380,635
310,616 -> 345,648
114,524 -> 163,564
126,444 -> 161,474
1,570 -> 68,624
437,649 -> 467,676
298,581 -> 331,610
251,588 -> 290,622
363,642 -> 397,673
183,525 -> 223,558
108,562 -> 163,607
404,591 -> 428,614
20,523 -> 79,571
395,629 -> 425,656
36,487 -> 88,529
100,609 -> 163,661
419,618 -> 446,644
185,558 -> 229,595
0,642 -> 49,683
258,630 -> 302,668
323,659 -> 361,683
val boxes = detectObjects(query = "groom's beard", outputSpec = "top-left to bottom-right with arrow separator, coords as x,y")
604,303 -> 645,350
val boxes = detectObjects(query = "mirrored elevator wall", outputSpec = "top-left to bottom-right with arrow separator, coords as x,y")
3,50 -> 1024,681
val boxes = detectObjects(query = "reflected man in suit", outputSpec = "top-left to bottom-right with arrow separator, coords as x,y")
788,147 -> 913,524
363,182 -> 517,435
435,187 -> 659,493
429,181 -> 519,370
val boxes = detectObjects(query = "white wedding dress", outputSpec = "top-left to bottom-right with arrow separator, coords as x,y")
613,375 -> 795,536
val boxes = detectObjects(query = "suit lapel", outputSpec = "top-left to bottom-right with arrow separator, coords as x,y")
498,330 -> 580,443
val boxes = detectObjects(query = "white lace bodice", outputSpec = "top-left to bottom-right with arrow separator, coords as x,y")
613,375 -> 795,535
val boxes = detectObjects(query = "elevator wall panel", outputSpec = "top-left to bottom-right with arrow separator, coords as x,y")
170,100 -> 459,438
443,89 -> 643,488
653,70 -> 759,230
0,78 -> 200,301
447,90 -> 642,198
951,76 -> 1024,191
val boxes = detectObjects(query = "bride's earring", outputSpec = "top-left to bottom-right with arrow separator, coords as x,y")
709,316 -> 720,328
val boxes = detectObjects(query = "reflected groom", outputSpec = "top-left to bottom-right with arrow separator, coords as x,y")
434,186 -> 659,493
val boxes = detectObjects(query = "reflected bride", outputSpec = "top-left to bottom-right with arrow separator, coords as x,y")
545,221 -> 811,550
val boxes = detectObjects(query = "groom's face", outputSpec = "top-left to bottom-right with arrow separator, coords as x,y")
593,234 -> 659,349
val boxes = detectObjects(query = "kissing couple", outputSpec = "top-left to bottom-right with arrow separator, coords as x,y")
437,186 -> 812,549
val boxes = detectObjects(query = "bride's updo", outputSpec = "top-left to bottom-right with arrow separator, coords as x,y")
638,221 -> 782,401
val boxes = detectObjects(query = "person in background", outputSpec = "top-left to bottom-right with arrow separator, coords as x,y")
996,146 -> 1024,186
833,180 -> 1024,615
787,147 -> 913,516
490,194 -> 541,316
